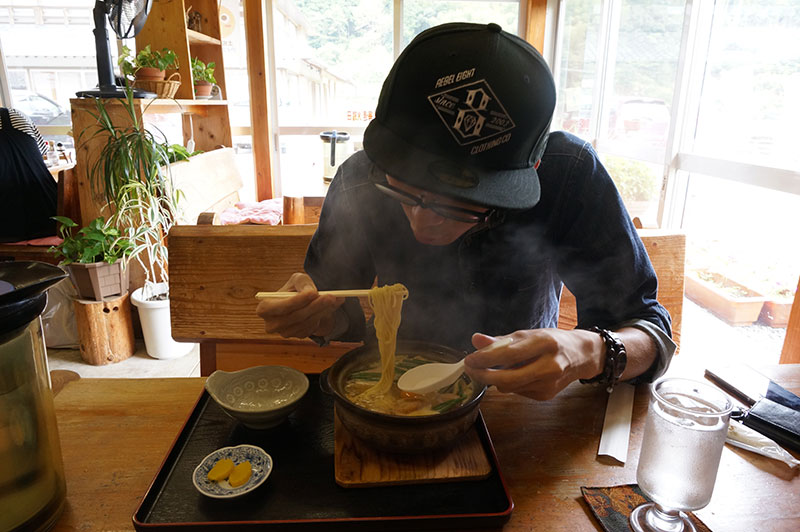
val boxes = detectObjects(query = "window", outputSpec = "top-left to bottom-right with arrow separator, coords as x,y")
551,0 -> 800,356
256,0 -> 521,197
552,0 -> 685,227
0,0 -> 112,149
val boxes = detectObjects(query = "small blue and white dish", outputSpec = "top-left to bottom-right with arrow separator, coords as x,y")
192,444 -> 272,499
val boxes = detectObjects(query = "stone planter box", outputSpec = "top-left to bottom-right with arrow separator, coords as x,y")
684,270 -> 768,326
759,299 -> 793,328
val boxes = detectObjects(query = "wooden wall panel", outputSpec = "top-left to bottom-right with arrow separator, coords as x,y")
558,230 -> 686,349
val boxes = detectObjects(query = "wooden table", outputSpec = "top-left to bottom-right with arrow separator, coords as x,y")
49,366 -> 800,532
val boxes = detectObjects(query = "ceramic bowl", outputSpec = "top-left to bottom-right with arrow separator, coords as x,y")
205,366 -> 309,429
192,444 -> 272,499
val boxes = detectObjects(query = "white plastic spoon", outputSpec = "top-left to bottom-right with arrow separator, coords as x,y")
397,337 -> 514,395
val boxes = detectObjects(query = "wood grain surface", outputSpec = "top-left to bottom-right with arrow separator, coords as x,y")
333,410 -> 491,487
48,365 -> 800,532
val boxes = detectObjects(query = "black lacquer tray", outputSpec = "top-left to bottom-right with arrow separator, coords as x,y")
133,375 -> 514,531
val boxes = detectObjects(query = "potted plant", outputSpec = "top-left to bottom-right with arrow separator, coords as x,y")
759,282 -> 796,328
191,57 -> 216,98
119,45 -> 182,99
48,215 -> 132,301
84,86 -> 192,359
119,45 -> 179,82
684,269 -> 768,326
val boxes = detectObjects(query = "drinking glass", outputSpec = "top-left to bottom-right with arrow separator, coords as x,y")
630,377 -> 733,532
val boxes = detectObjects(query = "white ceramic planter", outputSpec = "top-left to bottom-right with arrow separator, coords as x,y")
130,283 -> 195,360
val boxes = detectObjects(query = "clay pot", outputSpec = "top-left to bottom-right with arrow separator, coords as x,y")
194,81 -> 213,98
321,340 -> 486,454
135,67 -> 166,82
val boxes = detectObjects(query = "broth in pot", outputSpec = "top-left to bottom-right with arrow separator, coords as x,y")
343,354 -> 474,416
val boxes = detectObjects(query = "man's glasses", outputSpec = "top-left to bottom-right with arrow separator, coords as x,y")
374,182 -> 491,223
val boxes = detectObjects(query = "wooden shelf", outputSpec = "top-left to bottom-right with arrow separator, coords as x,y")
187,29 -> 221,46
136,0 -> 227,101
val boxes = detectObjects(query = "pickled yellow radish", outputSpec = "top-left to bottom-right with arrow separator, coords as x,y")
228,461 -> 252,487
207,458 -> 235,482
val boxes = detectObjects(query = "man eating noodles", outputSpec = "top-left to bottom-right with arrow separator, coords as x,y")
256,22 -> 676,400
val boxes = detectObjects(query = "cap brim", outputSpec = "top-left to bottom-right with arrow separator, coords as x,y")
363,120 -> 541,210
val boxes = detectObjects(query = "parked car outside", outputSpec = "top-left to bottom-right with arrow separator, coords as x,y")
10,90 -> 71,126
611,98 -> 670,143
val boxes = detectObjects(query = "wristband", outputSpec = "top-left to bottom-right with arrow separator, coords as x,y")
579,326 -> 627,393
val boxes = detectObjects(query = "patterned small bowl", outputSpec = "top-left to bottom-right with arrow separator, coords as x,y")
205,366 -> 309,429
192,444 -> 272,499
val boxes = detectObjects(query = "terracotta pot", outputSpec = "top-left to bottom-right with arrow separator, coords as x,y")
759,299 -> 793,328
684,270 -> 767,326
194,81 -> 213,98
321,340 -> 485,454
135,67 -> 166,82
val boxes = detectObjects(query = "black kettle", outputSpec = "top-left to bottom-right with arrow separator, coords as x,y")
0,261 -> 69,531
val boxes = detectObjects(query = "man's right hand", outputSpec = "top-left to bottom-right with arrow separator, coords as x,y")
255,272 -> 344,339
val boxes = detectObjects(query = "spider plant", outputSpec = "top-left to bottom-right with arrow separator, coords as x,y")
115,180 -> 179,301
81,85 -> 181,300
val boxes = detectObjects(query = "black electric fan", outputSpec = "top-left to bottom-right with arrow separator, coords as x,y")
77,0 -> 155,98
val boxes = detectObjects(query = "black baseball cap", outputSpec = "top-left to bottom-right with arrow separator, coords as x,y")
363,22 -> 556,210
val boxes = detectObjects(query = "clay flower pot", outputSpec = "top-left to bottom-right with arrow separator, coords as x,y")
194,81 -> 213,98
135,67 -> 166,82
684,270 -> 767,326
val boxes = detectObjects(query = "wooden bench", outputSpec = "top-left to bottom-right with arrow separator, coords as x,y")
169,223 -> 685,376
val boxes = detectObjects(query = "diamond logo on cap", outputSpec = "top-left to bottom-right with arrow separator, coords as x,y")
428,79 -> 516,147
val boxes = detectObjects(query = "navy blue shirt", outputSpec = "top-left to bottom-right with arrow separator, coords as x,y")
305,131 -> 674,377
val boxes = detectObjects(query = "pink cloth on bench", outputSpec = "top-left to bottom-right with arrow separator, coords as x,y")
4,236 -> 62,246
220,198 -> 283,226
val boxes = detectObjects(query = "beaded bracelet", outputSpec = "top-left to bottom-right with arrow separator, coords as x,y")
579,326 -> 628,393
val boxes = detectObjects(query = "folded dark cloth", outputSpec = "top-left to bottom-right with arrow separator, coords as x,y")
581,484 -> 712,532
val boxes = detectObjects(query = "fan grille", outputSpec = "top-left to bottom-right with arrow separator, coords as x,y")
109,0 -> 150,39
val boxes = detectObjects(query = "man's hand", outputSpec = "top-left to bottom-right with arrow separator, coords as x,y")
463,329 -> 604,400
255,272 -> 344,339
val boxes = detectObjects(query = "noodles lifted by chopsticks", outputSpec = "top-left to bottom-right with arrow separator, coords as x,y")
362,283 -> 408,398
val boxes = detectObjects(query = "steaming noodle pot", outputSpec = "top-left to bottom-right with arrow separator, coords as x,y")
322,340 -> 486,453
344,353 -> 475,416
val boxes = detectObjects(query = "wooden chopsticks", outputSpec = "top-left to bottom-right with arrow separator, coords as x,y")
255,289 -> 372,299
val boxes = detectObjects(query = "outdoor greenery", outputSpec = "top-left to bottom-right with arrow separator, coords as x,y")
292,0 -> 518,96
119,45 -> 179,80
49,215 -> 133,265
603,155 -> 659,202
190,57 -> 216,84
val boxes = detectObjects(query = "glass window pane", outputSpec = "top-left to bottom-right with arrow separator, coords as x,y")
598,153 -> 662,227
220,0 -> 249,127
271,0 -> 393,194
596,0 -> 684,165
692,3 -> 800,171
552,0 -> 604,140
2,0 -> 105,146
401,0 -> 519,47
274,0 -> 392,127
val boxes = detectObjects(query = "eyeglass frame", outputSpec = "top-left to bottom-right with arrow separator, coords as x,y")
373,181 -> 493,223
